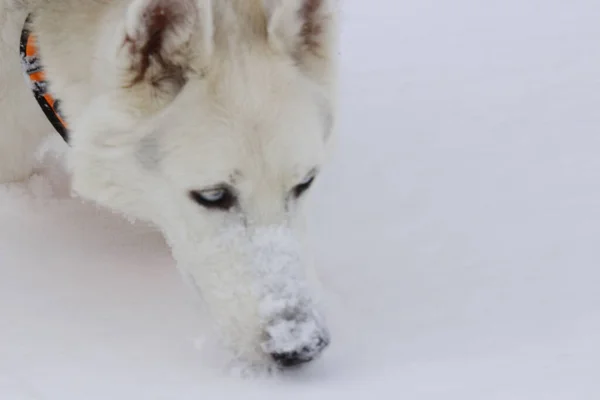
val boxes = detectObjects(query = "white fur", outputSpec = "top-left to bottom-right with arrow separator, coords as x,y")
0,0 -> 338,369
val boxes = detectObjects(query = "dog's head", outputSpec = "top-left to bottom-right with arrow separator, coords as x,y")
70,0 -> 338,368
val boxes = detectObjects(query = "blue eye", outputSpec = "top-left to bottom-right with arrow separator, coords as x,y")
293,175 -> 316,198
299,174 -> 314,185
199,189 -> 225,202
189,187 -> 236,210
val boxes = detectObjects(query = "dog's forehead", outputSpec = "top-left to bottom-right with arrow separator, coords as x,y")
163,109 -> 325,181
146,101 -> 326,190
138,49 -> 332,187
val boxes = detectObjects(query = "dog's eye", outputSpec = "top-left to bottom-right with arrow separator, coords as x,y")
189,188 -> 236,210
292,175 -> 316,198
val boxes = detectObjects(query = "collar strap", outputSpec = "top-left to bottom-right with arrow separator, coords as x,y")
20,14 -> 70,144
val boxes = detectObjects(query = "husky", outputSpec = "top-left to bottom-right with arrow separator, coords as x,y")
0,0 -> 338,369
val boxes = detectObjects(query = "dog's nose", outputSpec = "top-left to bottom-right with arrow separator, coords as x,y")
270,336 -> 329,368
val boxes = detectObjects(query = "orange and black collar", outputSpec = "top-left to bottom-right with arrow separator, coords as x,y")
20,15 -> 69,144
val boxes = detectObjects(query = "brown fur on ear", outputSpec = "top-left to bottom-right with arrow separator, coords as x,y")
125,4 -> 186,87
298,0 -> 324,57
265,0 -> 336,64
119,0 -> 200,96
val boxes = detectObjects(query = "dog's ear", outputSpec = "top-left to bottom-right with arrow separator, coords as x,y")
117,0 -> 211,111
264,0 -> 337,80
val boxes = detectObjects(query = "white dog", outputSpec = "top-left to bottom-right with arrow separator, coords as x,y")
0,0 -> 338,369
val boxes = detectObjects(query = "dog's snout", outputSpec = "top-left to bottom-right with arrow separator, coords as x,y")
270,336 -> 329,368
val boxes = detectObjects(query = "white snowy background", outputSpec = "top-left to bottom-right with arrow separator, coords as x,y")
2,0 -> 599,398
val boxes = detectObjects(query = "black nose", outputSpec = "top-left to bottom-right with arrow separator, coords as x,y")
270,337 -> 329,368
271,350 -> 312,367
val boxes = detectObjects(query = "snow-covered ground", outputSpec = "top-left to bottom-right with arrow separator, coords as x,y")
2,0 -> 600,398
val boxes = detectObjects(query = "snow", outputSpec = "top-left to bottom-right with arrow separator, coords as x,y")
2,0 -> 600,398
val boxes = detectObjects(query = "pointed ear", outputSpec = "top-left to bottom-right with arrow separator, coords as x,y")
117,0 -> 211,110
264,0 -> 337,78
